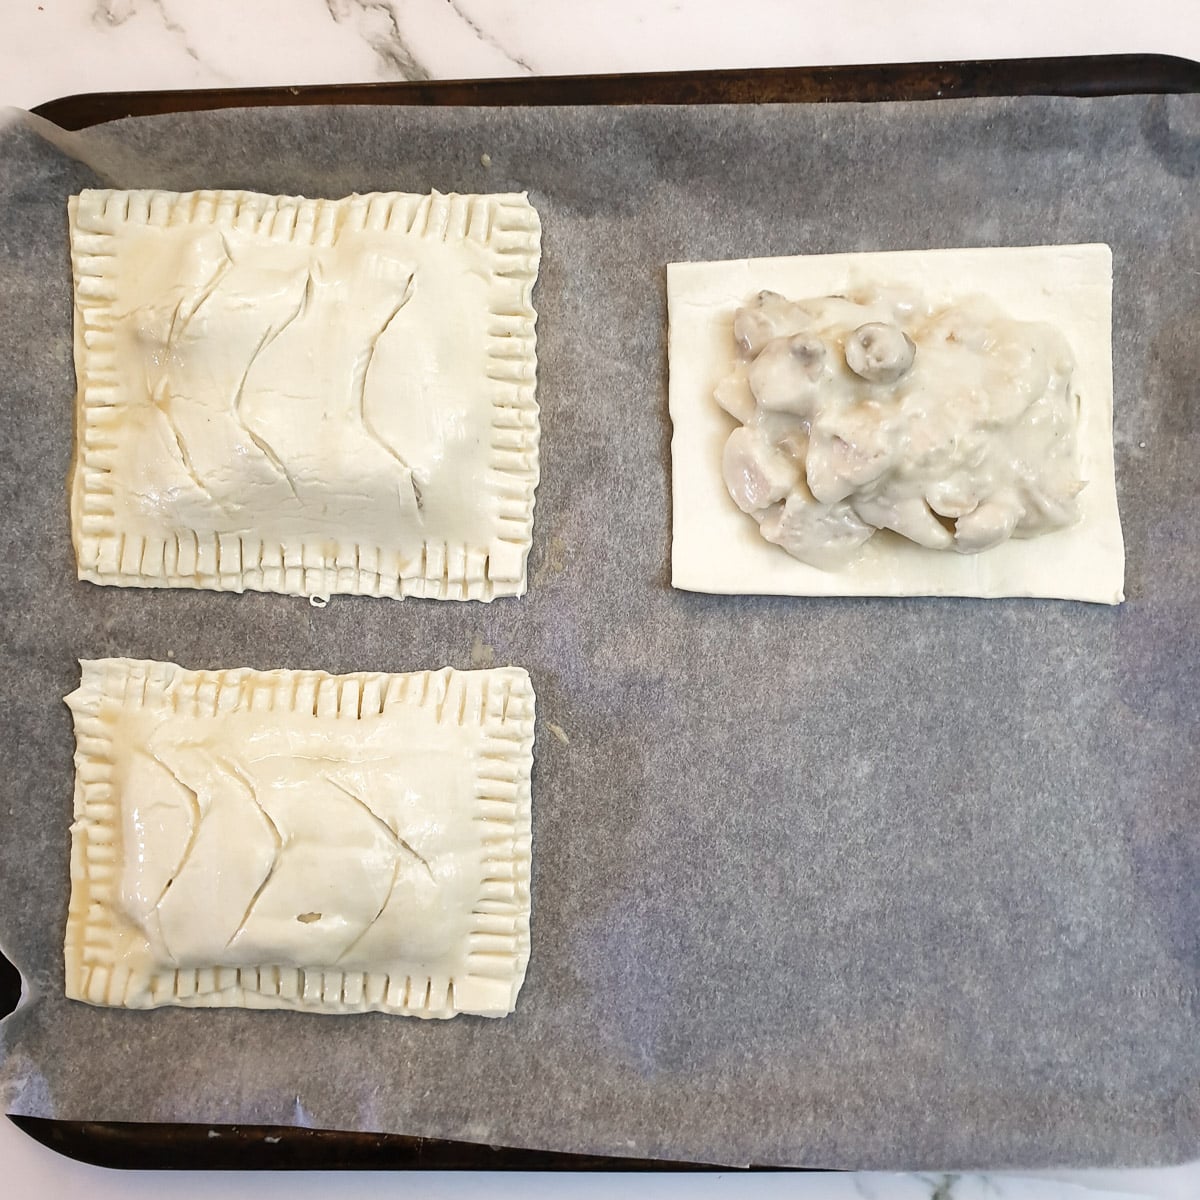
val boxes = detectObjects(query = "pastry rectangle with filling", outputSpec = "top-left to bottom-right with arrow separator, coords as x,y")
668,245 -> 1124,603
69,189 -> 540,601
65,659 -> 535,1018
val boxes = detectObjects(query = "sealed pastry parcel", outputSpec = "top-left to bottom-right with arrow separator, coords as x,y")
63,658 -> 534,1018
1,93 -> 1198,1169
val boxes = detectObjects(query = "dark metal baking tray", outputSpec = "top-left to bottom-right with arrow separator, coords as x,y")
5,52 -> 1199,1171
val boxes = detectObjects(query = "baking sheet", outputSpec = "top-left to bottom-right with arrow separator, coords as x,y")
0,93 -> 1198,1170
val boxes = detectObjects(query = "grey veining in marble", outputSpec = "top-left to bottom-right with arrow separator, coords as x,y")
322,0 -> 431,80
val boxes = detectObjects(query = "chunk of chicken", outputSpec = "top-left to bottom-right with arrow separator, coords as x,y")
759,486 -> 876,567
747,334 -> 827,416
722,426 -> 800,514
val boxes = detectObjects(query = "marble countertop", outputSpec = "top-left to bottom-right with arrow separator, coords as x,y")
5,0 -> 1200,109
2,2 -> 1199,1197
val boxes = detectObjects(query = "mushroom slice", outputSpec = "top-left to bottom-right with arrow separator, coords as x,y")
733,290 -> 811,357
844,322 -> 916,384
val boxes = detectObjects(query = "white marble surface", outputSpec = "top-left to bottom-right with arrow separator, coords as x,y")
2,0 -> 1200,109
2,1 -> 1200,1196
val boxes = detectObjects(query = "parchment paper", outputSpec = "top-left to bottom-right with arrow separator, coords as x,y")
0,93 -> 1198,1170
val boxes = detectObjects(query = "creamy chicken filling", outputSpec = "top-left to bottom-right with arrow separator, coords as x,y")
717,288 -> 1086,567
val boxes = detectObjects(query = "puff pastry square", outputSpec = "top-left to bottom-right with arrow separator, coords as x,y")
65,659 -> 535,1018
69,189 -> 541,600
668,245 -> 1124,603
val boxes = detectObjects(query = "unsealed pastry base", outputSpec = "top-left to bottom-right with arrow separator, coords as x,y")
64,659 -> 535,1018
69,189 -> 540,601
668,245 -> 1125,603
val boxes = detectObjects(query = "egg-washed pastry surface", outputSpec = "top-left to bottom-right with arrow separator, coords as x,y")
69,189 -> 541,601
65,658 -> 535,1018
668,244 -> 1124,603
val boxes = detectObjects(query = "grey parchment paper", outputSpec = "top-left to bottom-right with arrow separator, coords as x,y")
0,93 -> 1198,1170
